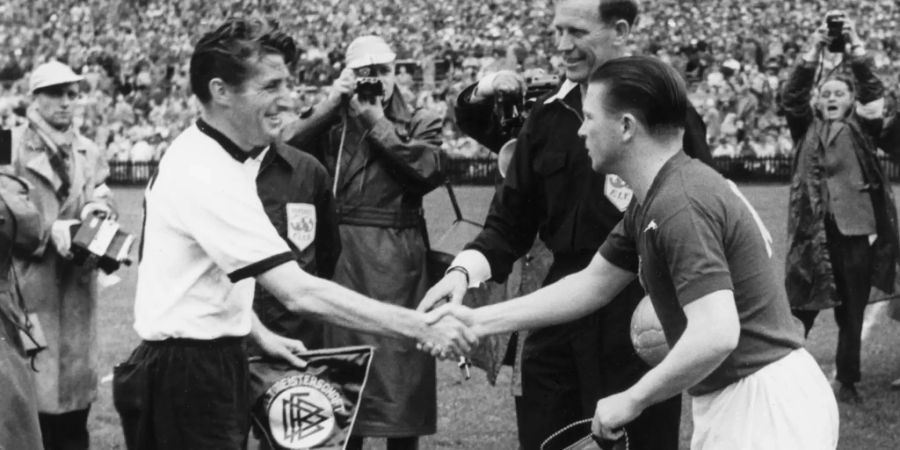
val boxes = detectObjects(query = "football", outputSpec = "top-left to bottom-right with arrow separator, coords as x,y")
630,295 -> 670,367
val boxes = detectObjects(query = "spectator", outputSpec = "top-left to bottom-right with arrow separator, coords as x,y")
783,19 -> 900,404
9,60 -> 114,450
284,35 -> 445,450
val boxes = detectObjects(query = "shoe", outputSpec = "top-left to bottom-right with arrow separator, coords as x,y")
836,383 -> 862,404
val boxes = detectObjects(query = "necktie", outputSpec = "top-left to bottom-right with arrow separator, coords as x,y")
47,146 -> 71,200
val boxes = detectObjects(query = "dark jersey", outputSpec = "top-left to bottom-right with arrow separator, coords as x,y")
600,151 -> 803,395
254,143 -> 340,349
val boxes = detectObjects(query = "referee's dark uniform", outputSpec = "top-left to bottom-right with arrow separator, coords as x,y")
452,80 -> 711,449
252,142 -> 340,350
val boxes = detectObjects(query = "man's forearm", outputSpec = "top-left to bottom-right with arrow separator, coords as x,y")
258,263 -> 427,340
626,291 -> 738,409
472,254 -> 634,336
282,97 -> 342,148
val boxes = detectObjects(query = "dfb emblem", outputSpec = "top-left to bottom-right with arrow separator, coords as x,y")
604,174 -> 633,212
266,374 -> 344,449
286,203 -> 316,251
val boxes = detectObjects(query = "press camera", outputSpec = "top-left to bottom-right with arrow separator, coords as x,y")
70,212 -> 135,274
494,73 -> 560,141
825,10 -> 847,53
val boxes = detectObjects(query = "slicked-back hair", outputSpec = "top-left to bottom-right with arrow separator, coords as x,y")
590,56 -> 688,136
190,19 -> 297,104
599,0 -> 639,26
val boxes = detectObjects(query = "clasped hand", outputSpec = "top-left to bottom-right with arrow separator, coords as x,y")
415,302 -> 479,360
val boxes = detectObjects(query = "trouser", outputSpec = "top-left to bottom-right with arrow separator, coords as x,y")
113,336 -> 250,450
345,436 -> 418,450
691,349 -> 838,449
514,303 -> 680,450
792,217 -> 872,384
39,407 -> 91,450
40,407 -> 90,450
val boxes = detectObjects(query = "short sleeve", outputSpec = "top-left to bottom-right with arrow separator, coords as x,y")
656,204 -> 733,306
165,161 -> 294,281
599,216 -> 638,273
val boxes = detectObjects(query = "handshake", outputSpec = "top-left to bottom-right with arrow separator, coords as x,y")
413,268 -> 482,360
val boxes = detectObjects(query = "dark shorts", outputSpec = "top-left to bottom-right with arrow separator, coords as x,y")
113,336 -> 250,450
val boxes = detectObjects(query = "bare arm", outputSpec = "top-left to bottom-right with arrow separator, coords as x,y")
257,262 -> 476,355
592,290 -> 739,438
469,253 -> 636,336
627,289 -> 738,406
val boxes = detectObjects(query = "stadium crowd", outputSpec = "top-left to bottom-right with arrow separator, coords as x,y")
0,0 -> 898,161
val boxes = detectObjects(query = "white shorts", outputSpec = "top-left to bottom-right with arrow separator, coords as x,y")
691,348 -> 839,450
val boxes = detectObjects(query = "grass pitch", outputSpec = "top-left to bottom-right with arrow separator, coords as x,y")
88,184 -> 900,449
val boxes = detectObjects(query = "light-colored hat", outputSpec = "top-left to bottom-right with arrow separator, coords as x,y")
29,61 -> 83,94
345,36 -> 396,69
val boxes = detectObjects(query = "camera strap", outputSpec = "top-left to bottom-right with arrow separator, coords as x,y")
333,111 -> 349,196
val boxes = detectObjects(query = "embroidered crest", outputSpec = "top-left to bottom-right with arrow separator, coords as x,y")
264,373 -> 344,449
286,203 -> 316,251
604,174 -> 633,212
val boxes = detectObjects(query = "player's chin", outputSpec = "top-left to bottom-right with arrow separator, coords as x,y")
262,114 -> 284,137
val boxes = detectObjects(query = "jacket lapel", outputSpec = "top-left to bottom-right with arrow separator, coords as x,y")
24,151 -> 63,194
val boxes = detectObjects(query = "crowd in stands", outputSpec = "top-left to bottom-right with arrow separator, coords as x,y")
0,0 -> 897,162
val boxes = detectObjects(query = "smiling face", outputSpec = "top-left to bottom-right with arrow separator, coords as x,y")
817,79 -> 853,121
227,53 -> 292,148
552,0 -> 622,83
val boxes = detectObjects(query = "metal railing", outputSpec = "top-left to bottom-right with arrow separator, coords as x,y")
105,155 -> 900,186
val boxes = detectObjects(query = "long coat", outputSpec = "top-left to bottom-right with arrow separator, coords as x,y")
287,91 -> 444,436
0,173 -> 45,449
783,56 -> 900,310
10,123 -> 112,413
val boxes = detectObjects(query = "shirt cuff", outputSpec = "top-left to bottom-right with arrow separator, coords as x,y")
228,252 -> 296,282
450,249 -> 492,288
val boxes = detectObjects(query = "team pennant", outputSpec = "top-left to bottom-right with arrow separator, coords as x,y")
249,346 -> 373,450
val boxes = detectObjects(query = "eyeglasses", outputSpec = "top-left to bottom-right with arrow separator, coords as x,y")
38,86 -> 79,100
353,65 -> 393,77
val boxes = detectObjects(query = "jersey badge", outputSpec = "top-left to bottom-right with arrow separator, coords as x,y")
604,174 -> 633,212
286,203 -> 316,251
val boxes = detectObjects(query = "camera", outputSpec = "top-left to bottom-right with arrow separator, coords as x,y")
355,78 -> 384,103
69,213 -> 135,274
494,73 -> 560,142
825,10 -> 846,53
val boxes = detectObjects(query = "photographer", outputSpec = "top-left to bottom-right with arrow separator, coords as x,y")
283,35 -> 444,450
418,1 -> 711,448
7,61 -> 114,450
783,14 -> 900,404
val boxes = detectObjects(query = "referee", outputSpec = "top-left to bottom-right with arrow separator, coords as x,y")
118,20 -> 475,450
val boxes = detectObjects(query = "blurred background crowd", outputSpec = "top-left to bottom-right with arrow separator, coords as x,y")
0,0 -> 897,162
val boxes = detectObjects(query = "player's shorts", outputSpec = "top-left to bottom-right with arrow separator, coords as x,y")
114,336 -> 250,450
691,348 -> 838,450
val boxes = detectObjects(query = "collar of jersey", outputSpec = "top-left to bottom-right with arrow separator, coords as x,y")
196,118 -> 266,162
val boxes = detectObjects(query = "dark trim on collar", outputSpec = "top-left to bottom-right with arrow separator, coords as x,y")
196,118 -> 265,162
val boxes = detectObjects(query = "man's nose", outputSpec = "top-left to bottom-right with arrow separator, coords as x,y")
557,32 -> 575,52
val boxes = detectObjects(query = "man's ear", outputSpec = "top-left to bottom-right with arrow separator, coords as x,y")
613,19 -> 632,44
621,113 -> 637,142
207,78 -> 231,107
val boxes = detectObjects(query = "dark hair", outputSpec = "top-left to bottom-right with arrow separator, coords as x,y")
598,0 -> 639,27
589,56 -> 688,135
190,19 -> 297,104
